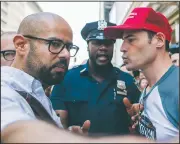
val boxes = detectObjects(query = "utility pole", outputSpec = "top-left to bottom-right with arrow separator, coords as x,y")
99,1 -> 104,20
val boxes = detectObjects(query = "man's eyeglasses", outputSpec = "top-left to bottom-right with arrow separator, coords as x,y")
1,50 -> 16,61
23,35 -> 79,57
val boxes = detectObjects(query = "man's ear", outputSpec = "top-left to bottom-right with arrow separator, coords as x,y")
13,35 -> 28,56
155,32 -> 165,49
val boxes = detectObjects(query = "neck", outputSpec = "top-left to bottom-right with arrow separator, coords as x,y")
11,58 -> 49,89
141,52 -> 172,87
11,59 -> 27,74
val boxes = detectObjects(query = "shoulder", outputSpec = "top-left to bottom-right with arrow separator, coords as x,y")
158,66 -> 179,98
1,85 -> 35,131
157,66 -> 179,128
114,67 -> 134,83
52,64 -> 85,89
1,84 -> 19,100
67,64 -> 85,75
1,85 -> 32,110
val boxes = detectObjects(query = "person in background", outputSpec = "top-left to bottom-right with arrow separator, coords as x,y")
50,20 -> 141,135
132,70 -> 140,86
1,31 -> 16,66
139,70 -> 146,79
120,63 -> 133,76
45,86 -> 53,97
139,78 -> 148,92
169,43 -> 179,66
104,7 -> 179,142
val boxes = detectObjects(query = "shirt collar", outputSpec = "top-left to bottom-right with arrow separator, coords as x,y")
80,60 -> 89,76
1,66 -> 43,94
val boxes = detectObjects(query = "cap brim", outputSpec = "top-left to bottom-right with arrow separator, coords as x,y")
104,24 -> 143,39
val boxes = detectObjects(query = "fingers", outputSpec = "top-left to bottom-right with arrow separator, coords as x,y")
81,120 -> 91,134
132,121 -> 138,129
123,97 -> 132,109
68,120 -> 91,135
68,126 -> 80,133
131,113 -> 139,122
139,104 -> 144,111
132,103 -> 144,115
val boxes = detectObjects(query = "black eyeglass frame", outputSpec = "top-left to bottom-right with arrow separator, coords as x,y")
1,50 -> 16,61
23,35 -> 79,57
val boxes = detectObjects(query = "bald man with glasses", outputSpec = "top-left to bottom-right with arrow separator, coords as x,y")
1,32 -> 16,66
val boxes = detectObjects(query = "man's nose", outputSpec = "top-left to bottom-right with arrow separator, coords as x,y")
98,44 -> 107,51
120,41 -> 128,52
57,47 -> 70,59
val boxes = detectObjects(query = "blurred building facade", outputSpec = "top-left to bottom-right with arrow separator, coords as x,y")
103,2 -> 179,67
1,2 -> 42,33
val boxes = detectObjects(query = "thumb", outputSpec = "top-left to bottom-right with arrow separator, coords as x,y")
81,120 -> 91,132
123,97 -> 132,109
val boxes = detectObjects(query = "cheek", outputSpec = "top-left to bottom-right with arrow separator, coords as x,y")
128,46 -> 145,63
88,47 -> 96,57
1,59 -> 12,66
108,46 -> 114,53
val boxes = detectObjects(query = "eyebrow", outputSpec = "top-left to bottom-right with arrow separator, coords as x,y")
48,37 -> 73,45
122,34 -> 135,40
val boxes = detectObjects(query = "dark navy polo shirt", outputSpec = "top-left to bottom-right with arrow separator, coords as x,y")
50,62 -> 141,135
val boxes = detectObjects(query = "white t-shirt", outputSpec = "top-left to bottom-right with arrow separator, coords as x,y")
138,65 -> 179,142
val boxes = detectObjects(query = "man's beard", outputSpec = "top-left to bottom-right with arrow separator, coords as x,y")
89,53 -> 112,68
38,59 -> 68,86
26,43 -> 68,86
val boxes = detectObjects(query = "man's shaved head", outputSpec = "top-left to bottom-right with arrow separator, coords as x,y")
17,12 -> 72,36
12,12 -> 73,86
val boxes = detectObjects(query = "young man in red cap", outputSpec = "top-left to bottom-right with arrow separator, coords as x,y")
104,7 -> 179,142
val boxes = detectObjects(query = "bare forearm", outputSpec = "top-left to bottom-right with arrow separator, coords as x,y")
1,120 -> 89,143
1,120 -> 158,143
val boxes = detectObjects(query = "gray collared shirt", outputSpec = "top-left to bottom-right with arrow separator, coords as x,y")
1,66 -> 63,131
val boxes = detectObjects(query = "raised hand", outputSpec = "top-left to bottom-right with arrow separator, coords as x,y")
68,120 -> 91,135
123,97 -> 143,130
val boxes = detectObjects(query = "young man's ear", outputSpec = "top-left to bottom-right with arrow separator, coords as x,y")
13,35 -> 28,56
155,32 -> 165,48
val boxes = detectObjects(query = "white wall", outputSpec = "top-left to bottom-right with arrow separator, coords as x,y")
1,2 -> 42,32
109,2 -> 132,67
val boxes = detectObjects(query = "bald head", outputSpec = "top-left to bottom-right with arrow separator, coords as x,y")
12,12 -> 73,86
17,12 -> 72,37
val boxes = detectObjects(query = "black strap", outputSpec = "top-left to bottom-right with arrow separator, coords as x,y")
15,90 -> 58,127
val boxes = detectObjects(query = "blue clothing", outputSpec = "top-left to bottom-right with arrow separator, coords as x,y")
138,65 -> 179,142
51,62 -> 140,135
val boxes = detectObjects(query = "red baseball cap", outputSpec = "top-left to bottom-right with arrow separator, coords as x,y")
104,7 -> 172,42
